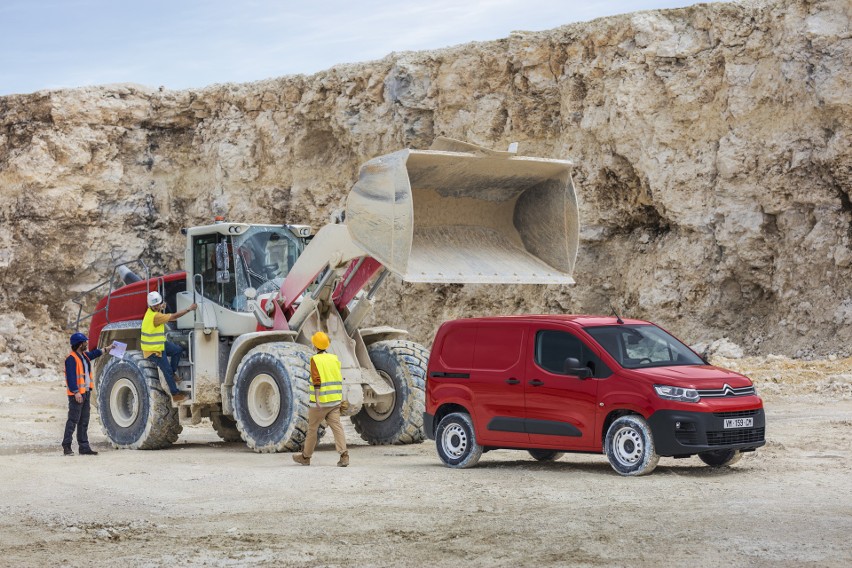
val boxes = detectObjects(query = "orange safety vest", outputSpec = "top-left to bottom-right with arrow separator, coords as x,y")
66,351 -> 94,396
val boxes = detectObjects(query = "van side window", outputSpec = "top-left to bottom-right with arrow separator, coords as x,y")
473,325 -> 524,371
438,326 -> 476,370
535,330 -> 611,378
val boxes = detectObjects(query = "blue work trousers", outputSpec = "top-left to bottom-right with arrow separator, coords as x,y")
148,341 -> 184,395
62,391 -> 91,450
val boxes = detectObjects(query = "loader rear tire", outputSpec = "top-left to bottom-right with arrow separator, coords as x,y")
211,412 -> 242,442
97,351 -> 182,450
351,340 -> 427,445
232,342 -> 313,453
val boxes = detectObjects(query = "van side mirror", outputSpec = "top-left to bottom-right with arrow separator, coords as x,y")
563,357 -> 592,379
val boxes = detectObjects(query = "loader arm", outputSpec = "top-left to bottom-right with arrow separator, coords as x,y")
276,223 -> 369,312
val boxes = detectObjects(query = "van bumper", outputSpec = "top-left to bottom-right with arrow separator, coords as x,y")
423,412 -> 435,440
647,408 -> 766,457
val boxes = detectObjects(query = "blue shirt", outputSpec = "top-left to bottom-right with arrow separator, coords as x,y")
64,349 -> 103,394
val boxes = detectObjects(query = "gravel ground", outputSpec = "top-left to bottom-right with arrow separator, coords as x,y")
0,359 -> 850,567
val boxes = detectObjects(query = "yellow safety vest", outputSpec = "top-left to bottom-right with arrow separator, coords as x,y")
310,352 -> 343,406
141,308 -> 166,356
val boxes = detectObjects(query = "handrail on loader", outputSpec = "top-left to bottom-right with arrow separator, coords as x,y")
69,259 -> 151,331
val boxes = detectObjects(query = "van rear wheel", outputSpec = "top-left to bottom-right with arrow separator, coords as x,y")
435,412 -> 483,468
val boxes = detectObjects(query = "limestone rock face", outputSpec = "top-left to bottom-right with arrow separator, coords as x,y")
0,0 -> 850,380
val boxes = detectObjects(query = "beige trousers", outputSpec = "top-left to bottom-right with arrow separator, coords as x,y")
302,404 -> 347,458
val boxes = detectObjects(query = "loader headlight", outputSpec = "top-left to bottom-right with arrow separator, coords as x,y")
654,384 -> 700,403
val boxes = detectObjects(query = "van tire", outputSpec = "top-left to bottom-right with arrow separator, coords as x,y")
528,449 -> 565,462
97,351 -> 182,449
604,415 -> 659,476
698,449 -> 742,467
351,340 -> 427,445
435,412 -> 483,468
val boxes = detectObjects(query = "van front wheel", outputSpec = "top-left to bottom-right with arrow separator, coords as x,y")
604,415 -> 659,476
435,412 -> 483,469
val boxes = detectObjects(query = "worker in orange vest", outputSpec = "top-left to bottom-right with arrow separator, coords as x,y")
62,332 -> 116,456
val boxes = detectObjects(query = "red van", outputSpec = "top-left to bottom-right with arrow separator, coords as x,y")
424,315 -> 765,476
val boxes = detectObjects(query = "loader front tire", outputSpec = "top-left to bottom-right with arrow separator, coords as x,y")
97,351 -> 182,449
351,340 -> 427,445
232,342 -> 313,453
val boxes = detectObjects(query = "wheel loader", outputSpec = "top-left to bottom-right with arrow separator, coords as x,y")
74,138 -> 580,452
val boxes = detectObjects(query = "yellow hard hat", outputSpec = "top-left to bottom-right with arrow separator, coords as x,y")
311,331 -> 330,350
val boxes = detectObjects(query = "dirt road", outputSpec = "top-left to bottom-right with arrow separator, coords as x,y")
1,367 -> 850,567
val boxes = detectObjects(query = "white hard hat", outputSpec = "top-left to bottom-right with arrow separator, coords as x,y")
147,291 -> 164,307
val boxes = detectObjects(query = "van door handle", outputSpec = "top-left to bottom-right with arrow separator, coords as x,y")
529,379 -> 545,387
505,378 -> 520,385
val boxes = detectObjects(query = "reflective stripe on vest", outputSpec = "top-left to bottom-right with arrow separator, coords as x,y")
141,308 -> 166,354
310,353 -> 343,406
67,351 -> 93,395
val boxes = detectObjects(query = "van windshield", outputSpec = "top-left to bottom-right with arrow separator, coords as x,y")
584,325 -> 704,369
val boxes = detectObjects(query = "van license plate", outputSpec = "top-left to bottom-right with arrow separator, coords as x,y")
723,417 -> 753,429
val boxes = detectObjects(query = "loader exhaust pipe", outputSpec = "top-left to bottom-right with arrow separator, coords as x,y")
345,138 -> 578,285
118,265 -> 142,286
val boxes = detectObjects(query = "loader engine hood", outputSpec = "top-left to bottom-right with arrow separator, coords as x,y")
345,137 -> 578,284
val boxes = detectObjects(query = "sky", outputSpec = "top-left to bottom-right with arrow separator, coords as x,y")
0,0 -> 703,97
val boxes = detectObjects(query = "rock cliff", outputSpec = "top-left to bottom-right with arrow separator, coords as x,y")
0,0 -> 850,380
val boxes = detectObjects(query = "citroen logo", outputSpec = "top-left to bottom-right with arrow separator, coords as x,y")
722,384 -> 735,396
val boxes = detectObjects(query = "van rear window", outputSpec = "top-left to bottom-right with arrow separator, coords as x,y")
473,325 -> 524,371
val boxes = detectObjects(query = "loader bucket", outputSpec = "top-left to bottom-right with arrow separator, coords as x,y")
345,138 -> 578,284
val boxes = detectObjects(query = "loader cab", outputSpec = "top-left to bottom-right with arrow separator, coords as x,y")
187,223 -> 306,312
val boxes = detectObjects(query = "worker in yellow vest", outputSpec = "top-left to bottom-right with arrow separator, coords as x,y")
292,331 -> 349,467
142,291 -> 196,403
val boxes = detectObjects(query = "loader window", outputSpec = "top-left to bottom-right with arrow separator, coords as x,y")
192,234 -> 238,307
231,226 -> 303,311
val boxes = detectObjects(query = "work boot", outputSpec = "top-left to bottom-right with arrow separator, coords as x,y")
172,392 -> 187,403
337,451 -> 349,468
292,453 -> 310,466
79,448 -> 99,456
63,447 -> 73,456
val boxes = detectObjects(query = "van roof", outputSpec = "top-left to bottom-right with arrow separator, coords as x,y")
443,314 -> 652,328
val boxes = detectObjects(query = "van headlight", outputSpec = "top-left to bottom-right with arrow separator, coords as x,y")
654,384 -> 700,403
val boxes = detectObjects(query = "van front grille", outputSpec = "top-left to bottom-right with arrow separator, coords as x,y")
706,427 -> 765,446
698,385 -> 755,398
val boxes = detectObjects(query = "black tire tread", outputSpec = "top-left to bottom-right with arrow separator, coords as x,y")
232,342 -> 313,453
98,350 -> 182,450
351,339 -> 428,445
211,412 -> 242,442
